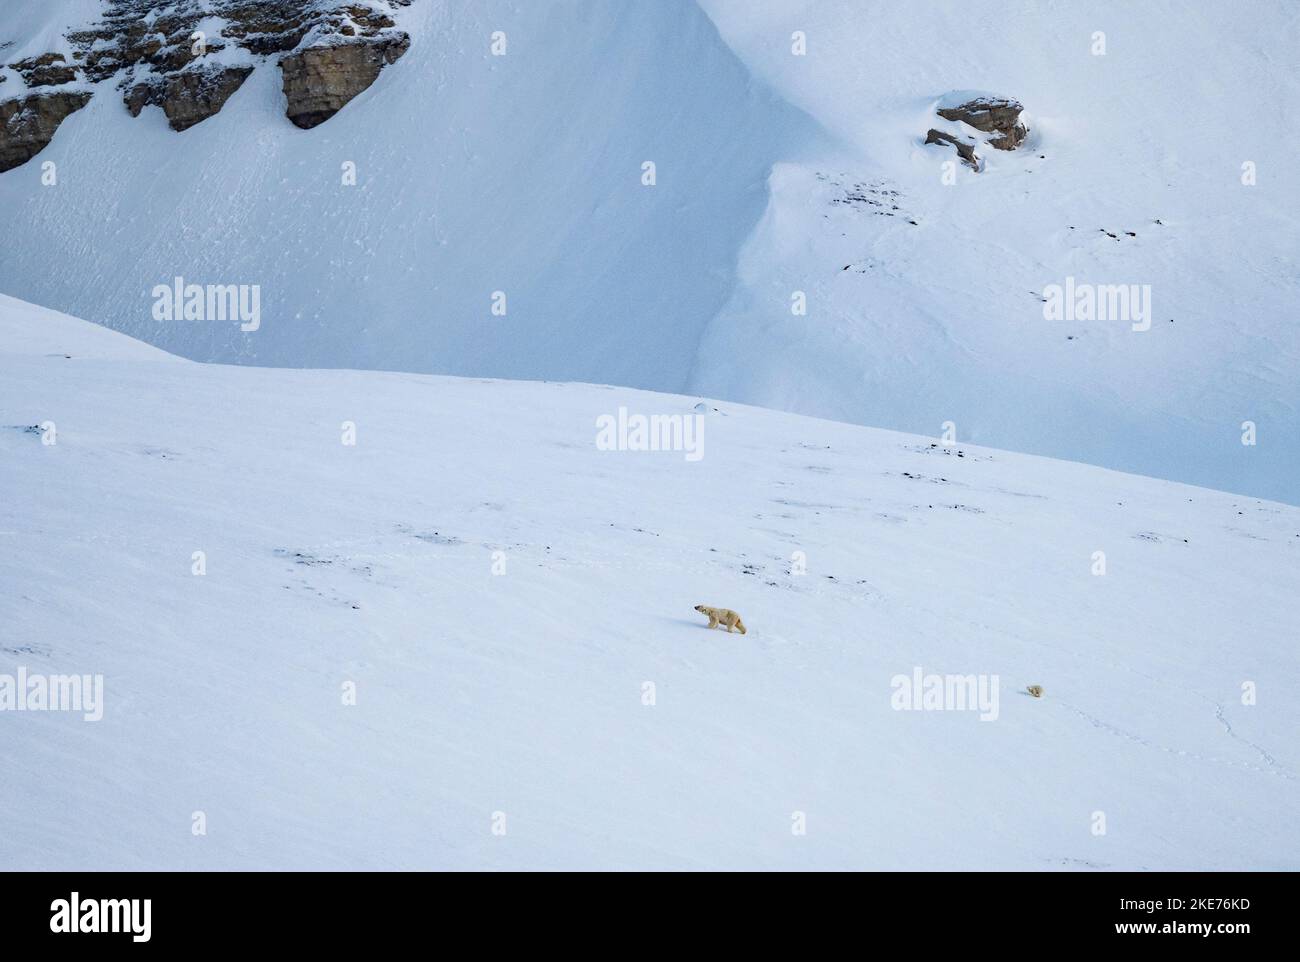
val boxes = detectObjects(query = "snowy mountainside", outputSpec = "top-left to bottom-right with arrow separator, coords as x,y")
1,0 -> 1296,503
693,0 -> 1300,504
2,297 -> 1296,870
0,0 -> 817,391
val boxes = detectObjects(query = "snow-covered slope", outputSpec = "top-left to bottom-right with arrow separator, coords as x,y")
0,292 -> 177,360
3,298 -> 1296,870
2,0 -> 1296,504
0,0 -> 818,391
692,0 -> 1300,504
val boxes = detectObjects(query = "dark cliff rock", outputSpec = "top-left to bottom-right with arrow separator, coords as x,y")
2,0 -> 413,170
280,34 -> 410,129
127,64 -> 256,131
925,94 -> 1027,171
70,0 -> 409,80
69,5 -> 223,82
936,96 -> 1027,151
924,129 -> 979,170
10,53 -> 80,88
0,91 -> 93,172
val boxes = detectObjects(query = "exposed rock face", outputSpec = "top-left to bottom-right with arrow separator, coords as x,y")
204,1 -> 318,56
223,1 -> 403,54
280,35 -> 410,129
924,129 -> 979,170
69,5 -> 222,81
123,83 -> 151,118
10,53 -> 80,88
924,94 -> 1027,171
68,0 -> 410,80
0,0 -> 413,170
0,91 -> 93,172
936,96 -> 1027,150
127,65 -> 255,131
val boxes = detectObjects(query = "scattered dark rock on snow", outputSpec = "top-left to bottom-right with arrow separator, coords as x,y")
821,173 -> 911,221
0,90 -> 93,172
275,549 -> 334,566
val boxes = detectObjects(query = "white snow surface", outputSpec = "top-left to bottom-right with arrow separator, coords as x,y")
692,0 -> 1300,504
0,0 -> 1296,503
2,298 -> 1297,870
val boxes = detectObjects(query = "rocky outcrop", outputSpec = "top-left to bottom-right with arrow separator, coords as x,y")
0,1 -> 413,171
925,94 -> 1027,171
68,4 -> 223,82
924,129 -> 979,170
280,34 -> 410,129
0,91 -> 93,172
68,0 -> 409,81
127,65 -> 255,131
936,96 -> 1027,150
223,1 -> 403,54
10,53 -> 80,88
209,1 -> 319,56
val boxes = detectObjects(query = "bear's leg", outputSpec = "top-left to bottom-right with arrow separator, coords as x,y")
707,616 -> 718,629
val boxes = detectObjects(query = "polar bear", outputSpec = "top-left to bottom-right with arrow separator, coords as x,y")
694,605 -> 747,634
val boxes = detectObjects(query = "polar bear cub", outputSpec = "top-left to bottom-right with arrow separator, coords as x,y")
694,605 -> 747,634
